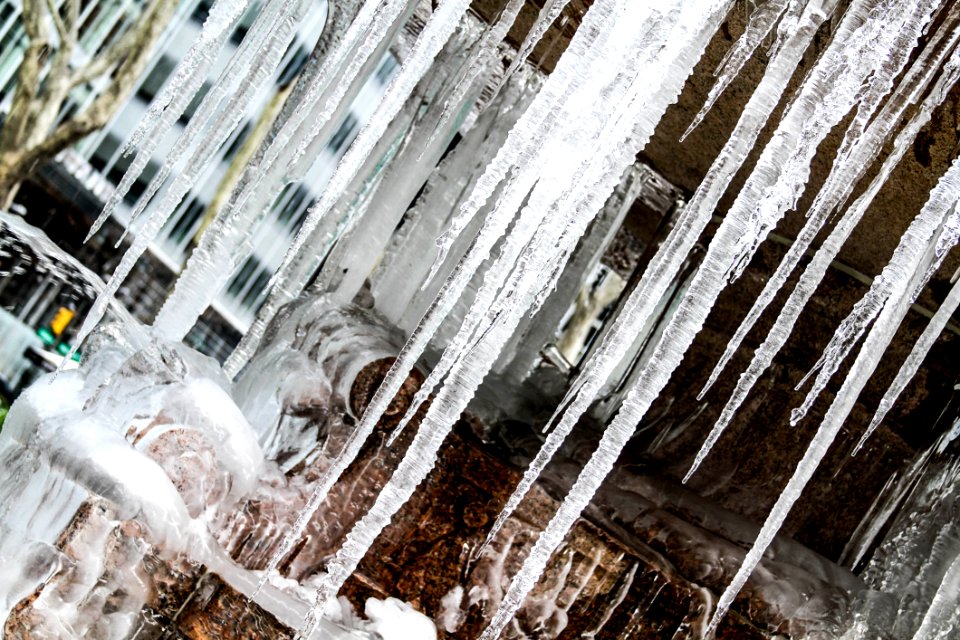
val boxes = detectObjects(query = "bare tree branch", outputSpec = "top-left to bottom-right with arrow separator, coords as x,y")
43,0 -> 68,44
0,0 -> 179,205
69,25 -> 140,88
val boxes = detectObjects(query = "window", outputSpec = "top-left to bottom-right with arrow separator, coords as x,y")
179,81 -> 211,125
89,133 -> 121,173
241,269 -> 271,309
227,256 -> 262,297
105,154 -> 160,205
289,198 -> 315,234
166,198 -> 206,245
137,56 -> 176,104
375,55 -> 399,86
277,45 -> 309,87
191,0 -> 214,23
221,121 -> 252,161
327,113 -> 358,155
274,184 -> 309,225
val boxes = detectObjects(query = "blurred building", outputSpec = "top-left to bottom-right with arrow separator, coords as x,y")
0,0 -> 397,382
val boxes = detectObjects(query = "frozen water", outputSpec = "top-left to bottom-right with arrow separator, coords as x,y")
8,0 -> 960,636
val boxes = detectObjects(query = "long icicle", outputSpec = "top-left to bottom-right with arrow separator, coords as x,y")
485,0 -> 934,635
706,158 -> 960,633
686,10 -> 960,480
304,53 -> 653,640
479,0 -> 835,548
85,0 -> 252,241
249,0 -> 621,551
245,0 -> 619,593
385,5 -> 677,446
151,0 -> 417,340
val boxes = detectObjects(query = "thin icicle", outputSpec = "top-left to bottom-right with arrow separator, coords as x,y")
152,0 -> 415,340
478,1 -> 736,636
860,236 -> 960,452
496,0 -> 569,92
421,0 -> 527,157
792,155 -> 960,426
86,0 -> 251,241
681,0 -> 792,141
688,40 -> 960,480
706,221 -> 945,637
269,0 -> 628,589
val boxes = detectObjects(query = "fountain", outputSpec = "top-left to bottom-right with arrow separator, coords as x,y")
2,0 -> 960,638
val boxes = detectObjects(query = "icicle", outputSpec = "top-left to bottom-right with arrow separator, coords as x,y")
152,0 -> 416,340
421,0 -> 527,157
860,236 -> 960,452
496,0 -> 569,94
124,0 -> 296,231
681,0 -> 791,141
249,0 -> 581,593
69,0 -> 313,356
484,0 -> 940,635
911,552 -> 960,640
86,0 -> 252,241
686,14 -> 960,480
792,154 -> 960,426
706,225 -> 946,636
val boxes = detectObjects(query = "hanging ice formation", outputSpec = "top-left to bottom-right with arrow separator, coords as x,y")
687,1 -> 960,481
54,0 -> 960,635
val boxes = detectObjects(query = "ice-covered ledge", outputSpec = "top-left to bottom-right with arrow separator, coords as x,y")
0,311 -> 433,639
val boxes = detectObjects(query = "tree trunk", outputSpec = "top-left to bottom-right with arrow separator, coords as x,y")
0,0 -> 179,211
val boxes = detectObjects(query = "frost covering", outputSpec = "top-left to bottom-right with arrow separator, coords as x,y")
9,0 -> 960,637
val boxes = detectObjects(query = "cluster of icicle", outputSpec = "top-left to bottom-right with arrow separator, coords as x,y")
77,0 -> 960,636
